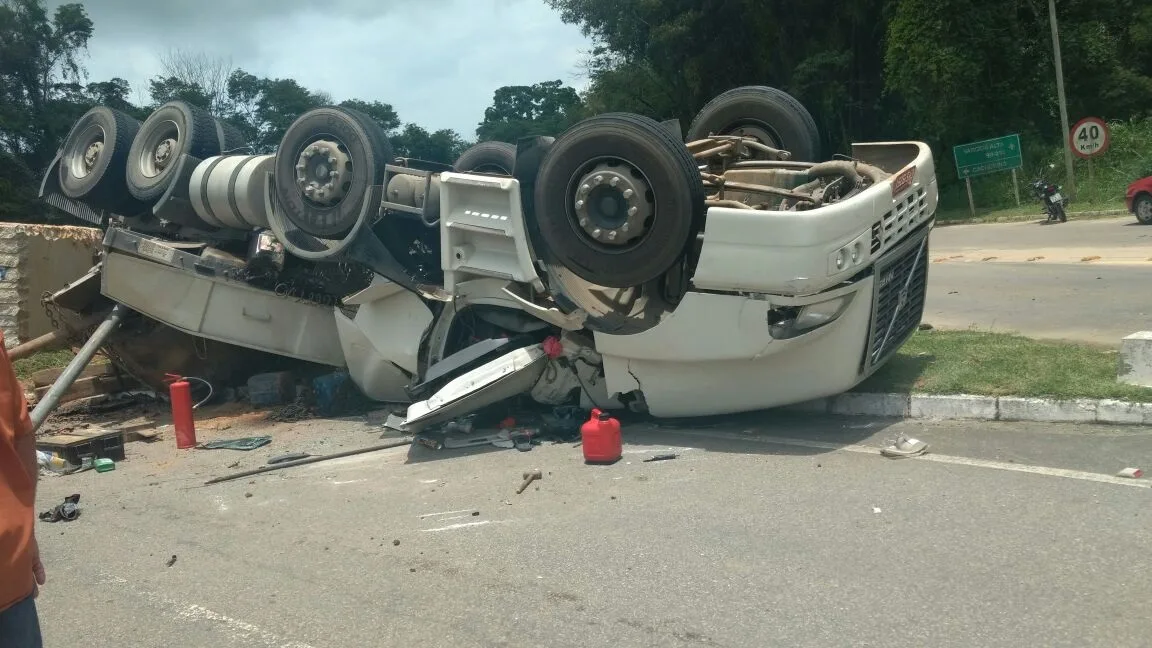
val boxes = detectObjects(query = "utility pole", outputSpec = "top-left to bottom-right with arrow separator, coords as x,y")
1049,0 -> 1075,198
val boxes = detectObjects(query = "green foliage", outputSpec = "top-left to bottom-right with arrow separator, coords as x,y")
390,124 -> 469,164
476,80 -> 584,142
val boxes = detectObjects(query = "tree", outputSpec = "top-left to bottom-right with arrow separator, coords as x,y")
390,123 -> 469,164
223,71 -> 332,152
0,0 -> 95,221
154,48 -> 233,115
476,80 -> 584,142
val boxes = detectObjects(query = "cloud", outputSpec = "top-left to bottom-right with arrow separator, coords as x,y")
49,0 -> 592,137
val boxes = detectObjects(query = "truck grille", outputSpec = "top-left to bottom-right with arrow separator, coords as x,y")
871,188 -> 928,256
864,227 -> 929,371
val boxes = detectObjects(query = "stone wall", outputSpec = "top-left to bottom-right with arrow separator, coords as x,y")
0,222 -> 102,347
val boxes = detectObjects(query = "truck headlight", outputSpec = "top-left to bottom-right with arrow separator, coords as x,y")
768,293 -> 855,339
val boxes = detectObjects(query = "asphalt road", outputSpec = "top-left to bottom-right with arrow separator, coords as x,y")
30,412 -> 1152,648
928,217 -> 1150,344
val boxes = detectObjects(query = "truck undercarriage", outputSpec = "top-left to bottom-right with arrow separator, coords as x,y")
32,86 -> 937,429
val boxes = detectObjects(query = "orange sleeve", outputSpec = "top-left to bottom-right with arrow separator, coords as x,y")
0,332 -> 32,438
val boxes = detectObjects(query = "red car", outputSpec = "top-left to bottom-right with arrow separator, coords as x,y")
1128,175 -> 1152,224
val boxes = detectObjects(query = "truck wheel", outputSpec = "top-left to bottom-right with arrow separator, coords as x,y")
453,141 -> 516,175
534,113 -> 705,289
215,119 -> 249,153
1135,195 -> 1152,225
127,100 -> 220,202
273,106 -> 393,239
686,86 -> 821,162
58,106 -> 142,211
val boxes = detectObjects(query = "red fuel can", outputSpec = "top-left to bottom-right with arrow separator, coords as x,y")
581,408 -> 622,465
165,373 -> 197,449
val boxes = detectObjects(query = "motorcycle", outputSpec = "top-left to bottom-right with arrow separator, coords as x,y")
1030,166 -> 1068,223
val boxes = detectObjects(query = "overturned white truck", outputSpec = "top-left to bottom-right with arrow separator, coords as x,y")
37,86 -> 936,428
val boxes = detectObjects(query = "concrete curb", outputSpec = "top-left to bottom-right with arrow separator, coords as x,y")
784,393 -> 1152,425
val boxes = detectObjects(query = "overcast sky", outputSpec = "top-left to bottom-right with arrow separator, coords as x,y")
49,0 -> 593,138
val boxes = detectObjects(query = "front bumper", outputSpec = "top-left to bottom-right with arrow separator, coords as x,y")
596,224 -> 930,417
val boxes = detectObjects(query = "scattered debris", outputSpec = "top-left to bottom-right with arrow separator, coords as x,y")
393,539 -> 401,546
166,555 -> 177,568
880,434 -> 929,458
199,436 -> 272,451
517,469 -> 543,494
1080,255 -> 1101,263
93,457 -> 115,472
204,438 -> 413,484
643,454 -> 679,463
1117,467 -> 1144,479
1027,256 -> 1045,262
471,511 -> 480,516
265,398 -> 312,423
918,323 -> 934,331
981,256 -> 997,262
244,492 -> 253,498
872,507 -> 882,514
38,494 -> 81,522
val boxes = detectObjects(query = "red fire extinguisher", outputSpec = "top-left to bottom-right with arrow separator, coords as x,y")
164,373 -> 197,449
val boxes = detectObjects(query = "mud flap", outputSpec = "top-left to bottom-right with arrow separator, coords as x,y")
402,344 -> 549,432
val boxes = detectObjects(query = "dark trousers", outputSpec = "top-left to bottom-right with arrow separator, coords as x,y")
0,594 -> 42,648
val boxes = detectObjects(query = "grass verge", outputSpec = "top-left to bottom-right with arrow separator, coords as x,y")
13,349 -> 76,382
855,329 -> 1152,402
935,201 -> 1128,226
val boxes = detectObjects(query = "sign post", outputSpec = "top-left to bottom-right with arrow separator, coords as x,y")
953,134 -> 1024,217
1070,117 -> 1109,192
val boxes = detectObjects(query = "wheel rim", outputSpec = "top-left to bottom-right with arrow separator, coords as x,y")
137,119 -> 181,178
1138,200 -> 1152,221
568,159 -> 654,249
65,122 -> 106,179
722,120 -> 780,152
294,138 -> 353,206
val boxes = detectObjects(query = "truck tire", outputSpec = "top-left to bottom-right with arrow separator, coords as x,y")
273,106 -> 393,239
1135,195 -> 1152,225
58,106 -> 143,212
127,100 -> 220,202
453,141 -> 517,175
215,119 -> 249,153
534,113 -> 705,289
686,86 -> 821,162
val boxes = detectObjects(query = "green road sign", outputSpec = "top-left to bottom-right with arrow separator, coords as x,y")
953,134 -> 1023,179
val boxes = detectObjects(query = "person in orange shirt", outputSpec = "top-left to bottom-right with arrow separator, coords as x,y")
0,331 -> 44,647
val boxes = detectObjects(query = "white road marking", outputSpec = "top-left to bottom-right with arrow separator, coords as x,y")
99,573 -> 316,647
668,430 -> 1152,490
418,509 -> 476,519
422,520 -> 494,532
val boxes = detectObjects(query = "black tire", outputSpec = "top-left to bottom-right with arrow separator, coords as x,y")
534,113 -> 705,289
273,106 -> 393,239
57,106 -> 143,212
215,119 -> 248,153
453,141 -> 516,175
1134,195 -> 1152,225
127,100 -> 220,202
686,86 -> 821,162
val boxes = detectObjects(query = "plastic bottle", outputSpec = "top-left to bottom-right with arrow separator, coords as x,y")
37,451 -> 77,474
581,408 -> 622,465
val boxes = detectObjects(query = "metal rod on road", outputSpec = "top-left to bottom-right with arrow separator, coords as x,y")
29,304 -> 128,434
1049,0 -> 1075,199
204,438 -> 415,484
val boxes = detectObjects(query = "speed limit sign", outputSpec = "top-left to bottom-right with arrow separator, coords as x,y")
1071,117 -> 1110,159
